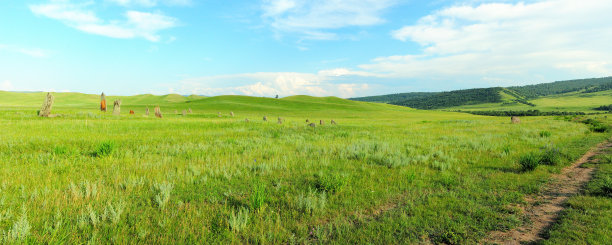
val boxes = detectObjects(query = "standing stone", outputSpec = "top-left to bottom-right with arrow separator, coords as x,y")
100,93 -> 107,112
145,107 -> 150,116
320,120 -> 325,125
263,116 -> 267,121
182,110 -> 187,116
113,100 -> 121,115
154,106 -> 163,118
511,116 -> 521,124
39,92 -> 54,117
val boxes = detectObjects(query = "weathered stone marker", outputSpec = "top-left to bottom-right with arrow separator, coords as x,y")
263,116 -> 267,121
511,116 -> 521,124
154,106 -> 163,118
320,120 -> 325,125
100,92 -> 107,112
113,100 -> 121,115
39,92 -> 54,117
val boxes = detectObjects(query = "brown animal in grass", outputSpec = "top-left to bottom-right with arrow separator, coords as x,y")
129,110 -> 135,115
511,116 -> 520,124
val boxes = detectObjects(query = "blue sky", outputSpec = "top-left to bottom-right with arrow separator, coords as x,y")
1,0 -> 611,97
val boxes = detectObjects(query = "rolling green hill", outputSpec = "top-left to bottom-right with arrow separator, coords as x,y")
350,76 -> 612,113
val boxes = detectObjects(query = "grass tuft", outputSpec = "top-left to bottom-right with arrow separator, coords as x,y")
519,153 -> 540,172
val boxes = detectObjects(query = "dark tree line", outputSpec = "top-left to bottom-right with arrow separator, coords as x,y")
391,87 -> 503,110
594,104 -> 612,111
461,110 -> 587,117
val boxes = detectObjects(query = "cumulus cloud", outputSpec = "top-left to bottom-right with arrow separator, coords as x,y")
30,1 -> 179,42
261,0 -> 397,40
162,71 -> 371,98
0,44 -> 50,58
370,0 -> 612,87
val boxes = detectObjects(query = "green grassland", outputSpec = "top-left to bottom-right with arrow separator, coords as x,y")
0,91 -> 610,243
541,148 -> 612,244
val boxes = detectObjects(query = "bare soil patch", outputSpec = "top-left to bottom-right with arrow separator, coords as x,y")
486,139 -> 612,244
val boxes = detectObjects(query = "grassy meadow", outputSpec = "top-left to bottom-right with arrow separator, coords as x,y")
0,92 -> 610,243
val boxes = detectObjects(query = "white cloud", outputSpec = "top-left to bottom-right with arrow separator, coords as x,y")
0,81 -> 15,91
359,0 -> 612,88
30,1 -> 179,42
162,71 -> 372,98
261,0 -> 397,40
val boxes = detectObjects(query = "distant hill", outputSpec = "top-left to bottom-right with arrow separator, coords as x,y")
350,76 -> 612,111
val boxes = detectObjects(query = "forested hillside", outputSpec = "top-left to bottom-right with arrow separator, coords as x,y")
350,76 -> 612,110
391,87 -> 503,109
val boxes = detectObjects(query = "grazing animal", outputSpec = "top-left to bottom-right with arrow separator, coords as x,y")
306,119 -> 310,123
331,120 -> 337,125
113,100 -> 121,115
39,92 -> 54,117
263,116 -> 267,121
511,116 -> 521,124
320,120 -> 324,125
230,112 -> 234,117
308,123 -> 316,128
154,106 -> 163,118
129,110 -> 135,115
100,93 -> 106,112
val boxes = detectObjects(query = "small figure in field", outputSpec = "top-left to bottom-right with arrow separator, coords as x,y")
39,92 -> 54,117
511,116 -> 521,124
308,123 -> 316,128
275,94 -> 279,99
331,120 -> 337,125
320,120 -> 324,125
154,106 -> 163,118
230,111 -> 234,117
245,118 -> 249,123
145,107 -> 150,116
278,117 -> 283,124
263,116 -> 267,121
188,108 -> 192,114
100,92 -> 106,112
113,100 -> 121,115
129,110 -> 135,115
182,110 -> 187,116
306,119 -> 310,123
218,112 -> 222,117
